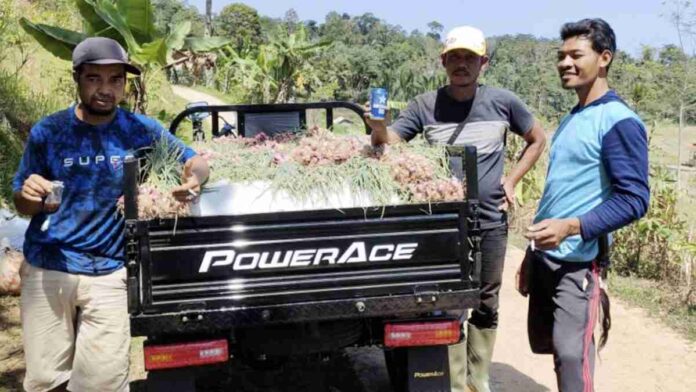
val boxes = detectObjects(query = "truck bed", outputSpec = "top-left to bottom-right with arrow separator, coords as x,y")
123,136 -> 483,338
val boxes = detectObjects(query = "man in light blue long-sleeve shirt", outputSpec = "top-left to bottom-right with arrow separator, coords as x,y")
519,18 -> 649,392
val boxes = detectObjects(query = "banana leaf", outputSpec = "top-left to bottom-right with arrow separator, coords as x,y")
183,36 -> 231,53
166,21 -> 191,56
76,0 -> 124,44
89,0 -> 140,53
116,0 -> 156,44
134,38 -> 168,67
76,0 -> 108,35
18,18 -> 85,61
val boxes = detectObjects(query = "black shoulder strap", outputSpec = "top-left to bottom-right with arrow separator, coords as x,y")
446,120 -> 467,146
446,85 -> 485,145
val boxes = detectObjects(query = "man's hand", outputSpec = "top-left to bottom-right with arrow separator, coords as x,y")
363,102 -> 401,146
363,102 -> 390,131
172,160 -> 202,202
524,218 -> 581,250
21,174 -> 53,202
14,174 -> 57,215
499,177 -> 515,212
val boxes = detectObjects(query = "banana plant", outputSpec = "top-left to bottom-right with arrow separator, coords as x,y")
19,0 -> 230,113
265,26 -> 332,103
221,26 -> 332,104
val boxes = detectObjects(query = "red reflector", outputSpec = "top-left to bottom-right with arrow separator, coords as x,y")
144,339 -> 228,370
384,320 -> 461,347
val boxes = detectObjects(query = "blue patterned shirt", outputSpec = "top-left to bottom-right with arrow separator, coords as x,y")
13,106 -> 196,275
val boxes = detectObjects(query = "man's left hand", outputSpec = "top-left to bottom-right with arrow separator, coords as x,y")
172,160 -> 201,202
499,177 -> 515,212
524,218 -> 581,250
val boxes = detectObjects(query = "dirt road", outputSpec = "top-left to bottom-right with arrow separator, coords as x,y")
170,85 -> 236,128
492,247 -> 696,392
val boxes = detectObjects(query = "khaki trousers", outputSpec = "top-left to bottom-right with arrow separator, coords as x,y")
20,263 -> 130,392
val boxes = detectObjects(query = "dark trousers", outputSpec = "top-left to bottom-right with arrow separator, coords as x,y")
527,249 -> 601,392
468,225 -> 508,330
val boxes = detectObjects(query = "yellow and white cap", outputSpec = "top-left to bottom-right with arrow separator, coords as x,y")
442,26 -> 487,56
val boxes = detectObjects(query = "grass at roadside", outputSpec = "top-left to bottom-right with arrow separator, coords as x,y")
607,273 -> 696,342
648,122 -> 696,168
189,84 -> 236,104
647,121 -> 696,230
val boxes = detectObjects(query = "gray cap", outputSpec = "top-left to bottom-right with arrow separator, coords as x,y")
72,37 -> 141,75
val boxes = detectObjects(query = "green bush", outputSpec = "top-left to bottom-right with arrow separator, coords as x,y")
0,66 -> 70,210
505,130 -> 548,233
0,118 -> 22,208
612,167 -> 696,294
0,69 -> 65,139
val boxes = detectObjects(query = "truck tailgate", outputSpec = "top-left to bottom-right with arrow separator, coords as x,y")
127,203 -> 480,335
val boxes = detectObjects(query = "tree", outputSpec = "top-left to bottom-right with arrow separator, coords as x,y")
215,3 -> 262,52
483,34 -> 574,122
427,21 -> 443,40
356,13 -> 379,36
659,44 -> 688,65
319,12 -> 362,45
152,0 -> 205,36
259,15 -> 282,40
283,8 -> 300,34
640,45 -> 656,63
304,19 -> 319,40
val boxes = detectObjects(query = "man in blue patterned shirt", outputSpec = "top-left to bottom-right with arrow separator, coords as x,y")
12,37 -> 209,392
520,19 -> 649,392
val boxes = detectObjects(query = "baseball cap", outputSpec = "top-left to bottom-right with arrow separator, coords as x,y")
442,26 -> 487,57
72,37 -> 141,75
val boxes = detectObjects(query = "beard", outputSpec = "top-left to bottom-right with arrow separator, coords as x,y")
81,97 -> 117,117
76,80 -> 119,117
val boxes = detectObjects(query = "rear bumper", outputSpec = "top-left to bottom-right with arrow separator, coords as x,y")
130,288 -> 479,337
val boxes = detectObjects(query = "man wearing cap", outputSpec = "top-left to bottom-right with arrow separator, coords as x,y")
13,37 -> 209,391
365,26 -> 546,391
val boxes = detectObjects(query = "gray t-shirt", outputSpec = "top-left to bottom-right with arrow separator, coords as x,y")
391,85 -> 534,229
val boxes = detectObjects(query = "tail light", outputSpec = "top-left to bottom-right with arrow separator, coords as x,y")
144,339 -> 229,370
384,320 -> 460,347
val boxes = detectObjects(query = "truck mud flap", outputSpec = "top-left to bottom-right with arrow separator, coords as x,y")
408,346 -> 451,392
386,346 -> 452,392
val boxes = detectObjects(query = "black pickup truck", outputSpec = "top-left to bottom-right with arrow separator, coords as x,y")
125,102 -> 482,391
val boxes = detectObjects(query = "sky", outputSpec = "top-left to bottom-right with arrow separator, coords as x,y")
187,0 -> 686,57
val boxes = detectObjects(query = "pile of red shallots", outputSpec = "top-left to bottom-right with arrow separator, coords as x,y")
121,127 -> 466,219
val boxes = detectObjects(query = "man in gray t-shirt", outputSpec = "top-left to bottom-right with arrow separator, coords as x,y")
365,26 -> 546,392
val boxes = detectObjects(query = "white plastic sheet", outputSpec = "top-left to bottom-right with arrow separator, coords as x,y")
190,180 -> 401,216
0,209 -> 29,250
